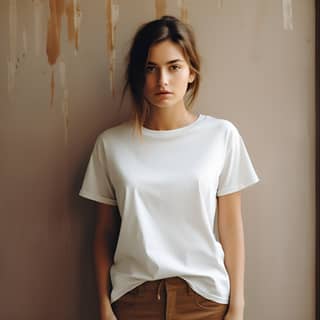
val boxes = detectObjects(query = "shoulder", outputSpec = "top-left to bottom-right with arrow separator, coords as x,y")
202,114 -> 239,136
96,119 -> 131,144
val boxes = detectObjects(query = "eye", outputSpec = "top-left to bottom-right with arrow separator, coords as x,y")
170,65 -> 182,71
145,66 -> 156,73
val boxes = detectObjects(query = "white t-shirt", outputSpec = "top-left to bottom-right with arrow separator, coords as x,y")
79,113 -> 260,304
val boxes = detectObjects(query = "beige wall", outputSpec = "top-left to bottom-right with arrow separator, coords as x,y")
0,1 -> 315,319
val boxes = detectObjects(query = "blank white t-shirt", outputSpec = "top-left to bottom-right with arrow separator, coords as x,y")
79,113 -> 260,304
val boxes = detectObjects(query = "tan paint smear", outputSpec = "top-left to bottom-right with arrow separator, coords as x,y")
282,0 -> 294,31
22,26 -> 28,54
106,0 -> 119,96
181,6 -> 188,23
106,0 -> 112,55
59,58 -> 66,87
62,89 -> 69,144
218,0 -> 223,9
155,0 -> 166,18
45,0 -> 81,140
106,0 -> 113,95
32,0 -> 43,56
177,0 -> 188,23
74,0 -> 82,52
46,0 -> 65,66
9,0 -> 17,62
7,60 -> 15,99
65,0 -> 82,53
59,60 -> 69,144
8,0 -> 17,96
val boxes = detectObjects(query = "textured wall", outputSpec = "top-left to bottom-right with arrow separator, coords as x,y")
0,1 -> 315,319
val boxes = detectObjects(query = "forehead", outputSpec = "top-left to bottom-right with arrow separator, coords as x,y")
146,40 -> 186,64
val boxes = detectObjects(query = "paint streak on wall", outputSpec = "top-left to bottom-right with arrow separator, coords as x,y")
155,0 -> 166,18
59,60 -> 69,144
32,0 -> 44,56
106,0 -> 119,97
46,0 -> 81,122
46,0 -> 65,66
74,0 -> 82,52
8,0 -> 17,97
282,0 -> 294,31
177,0 -> 188,23
65,2 -> 75,42
22,26 -> 28,55
218,0 -> 223,9
46,0 -> 64,107
49,69 -> 55,107
65,0 -> 82,55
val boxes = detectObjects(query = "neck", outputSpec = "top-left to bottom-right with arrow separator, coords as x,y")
143,107 -> 198,131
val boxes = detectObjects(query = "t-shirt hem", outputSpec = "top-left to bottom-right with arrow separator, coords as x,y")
111,281 -> 147,304
216,177 -> 260,197
110,279 -> 229,305
179,277 -> 229,304
78,190 -> 117,205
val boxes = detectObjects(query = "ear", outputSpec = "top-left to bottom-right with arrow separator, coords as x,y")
188,71 -> 195,83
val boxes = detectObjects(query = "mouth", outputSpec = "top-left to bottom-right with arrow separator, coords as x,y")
155,91 -> 173,95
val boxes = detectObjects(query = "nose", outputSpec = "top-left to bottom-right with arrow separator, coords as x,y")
157,68 -> 169,86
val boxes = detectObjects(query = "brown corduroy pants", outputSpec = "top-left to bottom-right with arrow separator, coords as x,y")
111,276 -> 229,320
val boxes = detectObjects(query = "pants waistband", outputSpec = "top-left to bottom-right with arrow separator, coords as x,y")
131,277 -> 193,300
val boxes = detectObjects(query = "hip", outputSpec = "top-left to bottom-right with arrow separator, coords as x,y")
111,276 -> 229,320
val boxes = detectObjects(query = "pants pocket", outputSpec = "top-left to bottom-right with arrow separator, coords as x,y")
189,286 -> 229,311
113,287 -> 140,306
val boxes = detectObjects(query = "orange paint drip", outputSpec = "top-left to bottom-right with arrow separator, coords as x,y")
155,0 -> 166,18
46,0 -> 65,65
65,0 -> 81,52
65,1 -> 75,42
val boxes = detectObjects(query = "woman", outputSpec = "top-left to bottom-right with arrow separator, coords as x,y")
79,15 -> 260,320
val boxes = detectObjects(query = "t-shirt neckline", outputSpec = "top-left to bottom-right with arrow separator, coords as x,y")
141,113 -> 205,137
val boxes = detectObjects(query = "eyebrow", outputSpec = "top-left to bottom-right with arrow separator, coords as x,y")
146,59 -> 184,65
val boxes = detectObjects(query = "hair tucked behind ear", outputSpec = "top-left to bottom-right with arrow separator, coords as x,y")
119,15 -> 201,137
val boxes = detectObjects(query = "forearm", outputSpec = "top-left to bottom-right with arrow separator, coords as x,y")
93,232 -> 118,313
220,218 -> 245,311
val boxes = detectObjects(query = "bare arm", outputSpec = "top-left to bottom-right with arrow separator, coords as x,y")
93,202 -> 121,318
217,191 -> 245,314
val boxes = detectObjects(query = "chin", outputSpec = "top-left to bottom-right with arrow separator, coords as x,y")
147,100 -> 172,107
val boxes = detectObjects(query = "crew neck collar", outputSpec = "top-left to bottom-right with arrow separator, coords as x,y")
141,113 -> 205,137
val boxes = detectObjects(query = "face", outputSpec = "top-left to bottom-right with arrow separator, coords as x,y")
143,40 -> 195,110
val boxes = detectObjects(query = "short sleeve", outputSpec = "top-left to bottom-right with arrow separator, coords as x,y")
78,135 -> 117,205
216,121 -> 260,197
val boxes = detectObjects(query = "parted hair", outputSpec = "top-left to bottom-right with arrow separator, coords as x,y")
120,15 -> 201,136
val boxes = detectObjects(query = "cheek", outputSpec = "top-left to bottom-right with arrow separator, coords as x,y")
143,78 -> 153,94
176,70 -> 191,84
145,75 -> 158,87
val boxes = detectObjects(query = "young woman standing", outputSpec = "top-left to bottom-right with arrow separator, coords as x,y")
79,15 -> 260,320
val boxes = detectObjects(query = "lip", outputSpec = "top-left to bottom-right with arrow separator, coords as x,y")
155,91 -> 173,95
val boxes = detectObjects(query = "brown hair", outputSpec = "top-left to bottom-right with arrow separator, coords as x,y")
120,15 -> 201,136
